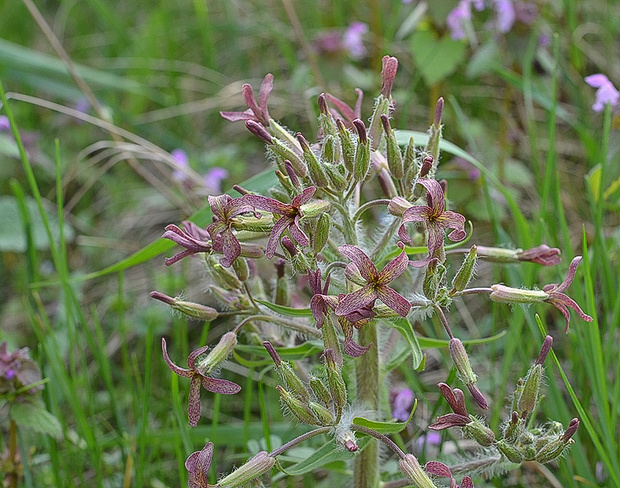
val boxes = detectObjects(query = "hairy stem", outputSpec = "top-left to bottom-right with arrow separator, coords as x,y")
354,323 -> 380,488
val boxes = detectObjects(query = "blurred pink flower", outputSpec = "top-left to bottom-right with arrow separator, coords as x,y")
492,0 -> 516,33
585,74 -> 619,112
342,22 -> 369,59
0,115 -> 10,131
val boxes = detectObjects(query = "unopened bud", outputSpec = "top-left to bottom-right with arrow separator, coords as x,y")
233,257 -> 250,283
263,341 -> 282,366
276,385 -> 317,425
300,199 -> 331,218
272,138 -> 307,177
535,335 -> 553,366
449,339 -> 487,409
503,411 -> 521,442
195,332 -> 237,375
517,364 -> 543,417
403,137 -> 416,195
321,135 -> 342,165
325,349 -> 347,410
388,196 -> 414,217
337,119 -> 355,172
490,284 -> 549,304
463,418 -> 496,446
280,361 -> 310,402
298,133 -> 329,188
562,418 -> 580,442
381,114 -> 404,179
209,285 -> 248,310
398,454 -> 436,488
218,451 -> 275,487
434,97 -> 444,127
309,402 -> 335,425
368,97 -> 390,150
276,169 -> 296,193
451,246 -> 477,293
309,376 -> 331,406
353,119 -> 370,181
497,440 -> 524,464
517,244 -> 561,266
313,213 -> 330,255
150,291 -> 219,321
284,160 -> 302,189
211,261 -> 243,290
324,163 -> 348,191
245,120 -> 273,144
425,99 -> 444,164
336,430 -> 358,452
419,157 -> 433,178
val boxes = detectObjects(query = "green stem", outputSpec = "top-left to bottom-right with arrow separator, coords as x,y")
354,323 -> 380,488
9,419 -> 18,488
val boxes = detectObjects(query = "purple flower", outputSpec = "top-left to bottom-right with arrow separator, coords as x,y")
342,22 -> 368,59
0,342 -> 43,395
162,339 -> 241,427
391,387 -> 414,421
398,178 -> 466,263
493,0 -> 516,33
425,461 -> 475,488
335,242 -> 412,318
585,74 -> 620,112
429,382 -> 471,430
186,442 -> 215,488
171,148 -> 190,182
517,244 -> 561,266
446,0 -> 473,40
414,431 -> 442,453
203,167 -> 229,195
243,187 -> 316,259
542,256 -> 593,333
220,74 -> 274,126
0,115 -> 11,131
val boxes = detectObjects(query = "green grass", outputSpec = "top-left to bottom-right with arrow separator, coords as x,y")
1,1 -> 619,487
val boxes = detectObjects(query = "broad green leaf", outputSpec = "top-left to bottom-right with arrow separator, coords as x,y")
11,401 -> 63,439
256,300 -> 313,317
353,399 -> 417,434
280,436 -> 372,476
410,29 -> 467,86
382,318 -> 423,371
0,196 -> 74,252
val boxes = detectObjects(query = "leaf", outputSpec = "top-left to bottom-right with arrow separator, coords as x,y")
382,318 -> 423,370
256,300 -> 313,317
0,196 -> 74,252
279,436 -> 372,476
11,401 -> 63,439
234,341 -> 324,367
417,330 -> 506,348
410,29 -> 467,86
353,399 -> 417,434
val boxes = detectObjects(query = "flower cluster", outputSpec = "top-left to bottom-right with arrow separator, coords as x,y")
150,55 -> 590,487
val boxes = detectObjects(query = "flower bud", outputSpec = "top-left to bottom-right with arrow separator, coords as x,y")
497,440 -> 524,464
517,244 -> 561,266
209,285 -> 248,310
475,246 -> 520,263
503,411 -> 522,443
271,138 -> 308,177
367,97 -> 390,150
321,135 -> 342,165
275,169 -> 296,193
298,133 -> 329,188
425,98 -> 444,164
381,114 -> 404,179
276,385 -> 318,425
313,213 -> 330,255
388,196 -> 414,217
336,430 -> 358,452
337,119 -> 355,172
353,119 -> 370,182
324,163 -> 348,191
218,451 -> 275,487
195,332 -> 237,375
449,339 -> 488,410
463,417 -> 496,446
245,120 -> 273,144
325,349 -> 347,410
318,94 -> 338,136
300,199 -> 331,218
403,137 -> 417,196
490,284 -> 549,304
210,261 -> 243,290
284,160 -> 302,190
517,364 -> 543,417
263,341 -> 282,366
309,401 -> 335,425
535,335 -> 553,366
280,361 -> 310,402
150,291 -> 219,321
233,257 -> 250,283
398,454 -> 436,488
309,376 -> 332,406
451,246 -> 477,293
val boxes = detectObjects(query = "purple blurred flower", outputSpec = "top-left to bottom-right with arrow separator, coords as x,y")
446,1 -> 472,40
585,74 -> 619,112
514,1 -> 538,24
0,115 -> 10,131
415,431 -> 442,453
342,22 -> 369,59
204,167 -> 229,194
171,148 -> 190,182
391,387 -> 414,421
493,0 -> 516,33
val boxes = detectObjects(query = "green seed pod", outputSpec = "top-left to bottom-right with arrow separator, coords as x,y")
275,275 -> 290,306
233,257 -> 250,283
337,119 -> 355,173
309,376 -> 332,406
367,96 -> 390,150
353,120 -> 370,182
308,402 -> 335,426
497,440 -> 524,464
171,299 -> 219,321
280,361 -> 310,402
449,338 -> 477,387
463,417 -> 496,447
325,349 -> 347,410
451,246 -> 477,293
218,451 -> 275,487
403,136 -> 416,192
535,437 -> 571,464
324,163 -> 348,191
517,364 -> 543,417
272,138 -> 307,177
381,115 -> 404,179
313,213 -> 330,255
490,285 -> 549,304
276,385 -> 318,425
321,315 -> 343,368
210,260 -> 243,290
298,133 -> 329,188
321,134 -> 342,165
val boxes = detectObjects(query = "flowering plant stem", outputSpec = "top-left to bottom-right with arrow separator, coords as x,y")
354,322 -> 380,488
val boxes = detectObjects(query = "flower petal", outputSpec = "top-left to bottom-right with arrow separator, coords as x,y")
428,413 -> 471,430
243,195 -> 293,215
338,245 -> 379,281
186,442 -> 214,488
258,74 -> 274,118
201,376 -> 242,395
289,215 -> 310,247
417,178 -> 446,214
219,229 -> 242,268
292,186 -> 316,208
378,242 -> 410,284
162,339 -> 193,378
334,286 -> 378,317
554,256 -> 582,293
187,345 -> 211,369
376,286 -> 411,316
188,375 -> 203,427
339,318 -> 372,357
265,215 -> 291,259
424,461 -> 452,478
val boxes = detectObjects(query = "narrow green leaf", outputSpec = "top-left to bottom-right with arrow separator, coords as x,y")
382,318 -> 423,370
353,399 -> 417,434
256,300 -> 313,317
